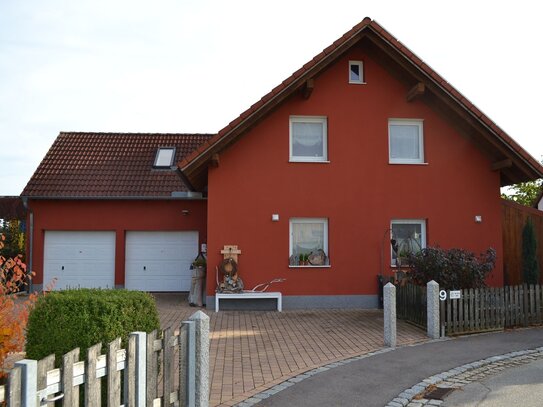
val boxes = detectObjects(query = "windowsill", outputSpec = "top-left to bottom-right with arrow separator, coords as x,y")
349,82 -> 367,85
388,162 -> 428,165
289,160 -> 331,164
289,265 -> 332,269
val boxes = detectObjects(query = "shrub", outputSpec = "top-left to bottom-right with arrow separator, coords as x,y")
26,289 -> 160,362
0,234 -> 37,379
522,217 -> 540,284
407,246 -> 496,290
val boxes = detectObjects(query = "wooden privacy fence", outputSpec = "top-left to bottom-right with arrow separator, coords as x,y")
0,311 -> 209,407
441,284 -> 543,335
396,284 -> 427,328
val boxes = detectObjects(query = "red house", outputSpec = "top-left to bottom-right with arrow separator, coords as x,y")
22,18 -> 543,308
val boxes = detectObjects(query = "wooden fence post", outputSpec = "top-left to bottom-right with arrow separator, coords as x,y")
8,365 -> 22,407
426,280 -> 440,339
85,343 -> 102,407
63,348 -> 80,407
190,311 -> 209,407
15,360 -> 37,407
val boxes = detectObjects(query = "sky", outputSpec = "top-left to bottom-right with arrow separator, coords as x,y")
1,0 -> 542,196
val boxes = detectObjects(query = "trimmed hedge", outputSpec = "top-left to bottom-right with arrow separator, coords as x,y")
26,289 -> 160,362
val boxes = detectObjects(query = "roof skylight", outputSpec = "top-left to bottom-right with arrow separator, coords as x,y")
154,147 -> 175,168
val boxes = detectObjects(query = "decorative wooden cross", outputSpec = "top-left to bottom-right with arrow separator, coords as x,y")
220,245 -> 242,262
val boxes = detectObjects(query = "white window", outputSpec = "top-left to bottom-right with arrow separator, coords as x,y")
388,119 -> 424,164
154,147 -> 175,168
390,219 -> 426,265
290,218 -> 328,266
349,61 -> 364,84
289,116 -> 328,162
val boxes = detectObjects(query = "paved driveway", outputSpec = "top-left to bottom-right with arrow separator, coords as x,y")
154,293 -> 428,407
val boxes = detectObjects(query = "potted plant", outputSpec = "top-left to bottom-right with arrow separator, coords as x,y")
192,258 -> 206,269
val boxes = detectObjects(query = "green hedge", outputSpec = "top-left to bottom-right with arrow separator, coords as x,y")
26,289 -> 160,362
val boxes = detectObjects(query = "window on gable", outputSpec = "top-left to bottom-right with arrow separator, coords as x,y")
290,218 -> 329,267
154,147 -> 175,168
349,61 -> 364,84
388,119 -> 424,164
390,219 -> 426,265
290,116 -> 328,162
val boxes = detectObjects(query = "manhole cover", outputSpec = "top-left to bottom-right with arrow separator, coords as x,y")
425,387 -> 454,400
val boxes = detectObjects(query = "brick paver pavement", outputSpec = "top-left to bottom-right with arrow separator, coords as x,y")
154,293 -> 428,407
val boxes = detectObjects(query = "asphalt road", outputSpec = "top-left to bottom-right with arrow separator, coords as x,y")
258,328 -> 543,407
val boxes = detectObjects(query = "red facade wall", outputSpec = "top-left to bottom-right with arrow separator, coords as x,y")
27,199 -> 207,286
207,49 -> 504,296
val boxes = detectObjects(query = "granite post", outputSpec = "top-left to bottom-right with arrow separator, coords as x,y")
383,282 -> 396,347
427,280 -> 440,339
190,311 -> 210,407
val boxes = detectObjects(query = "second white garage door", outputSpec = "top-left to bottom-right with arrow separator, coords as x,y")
125,231 -> 198,291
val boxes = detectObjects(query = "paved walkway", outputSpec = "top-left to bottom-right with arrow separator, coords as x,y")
154,293 -> 428,407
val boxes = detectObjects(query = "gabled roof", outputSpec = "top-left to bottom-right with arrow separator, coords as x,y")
178,17 -> 543,190
22,132 -> 214,198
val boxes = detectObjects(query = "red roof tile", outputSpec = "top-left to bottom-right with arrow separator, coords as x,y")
22,132 -> 214,198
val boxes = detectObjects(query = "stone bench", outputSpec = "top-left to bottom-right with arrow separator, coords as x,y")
215,292 -> 282,312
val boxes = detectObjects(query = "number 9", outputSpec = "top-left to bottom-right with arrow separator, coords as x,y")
439,290 -> 447,301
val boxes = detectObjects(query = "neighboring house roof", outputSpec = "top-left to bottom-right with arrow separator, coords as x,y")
178,17 -> 543,190
0,196 -> 26,219
22,132 -> 214,198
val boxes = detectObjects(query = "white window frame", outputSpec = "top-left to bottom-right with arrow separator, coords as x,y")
289,218 -> 329,267
289,116 -> 328,162
349,60 -> 364,84
388,119 -> 424,164
390,219 -> 426,266
154,147 -> 176,168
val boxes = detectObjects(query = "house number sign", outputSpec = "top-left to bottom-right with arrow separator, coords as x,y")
440,290 -> 462,300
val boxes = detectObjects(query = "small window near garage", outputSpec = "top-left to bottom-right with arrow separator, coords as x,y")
349,61 -> 364,84
289,218 -> 329,267
390,219 -> 426,266
388,119 -> 424,164
290,116 -> 328,162
154,147 -> 176,168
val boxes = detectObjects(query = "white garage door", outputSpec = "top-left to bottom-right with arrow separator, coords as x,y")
125,231 -> 198,291
44,231 -> 116,290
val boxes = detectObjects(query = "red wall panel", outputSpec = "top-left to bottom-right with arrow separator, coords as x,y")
207,50 -> 503,296
28,199 -> 207,286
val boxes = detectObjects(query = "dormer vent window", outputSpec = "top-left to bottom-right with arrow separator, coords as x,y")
154,147 -> 176,168
349,61 -> 364,84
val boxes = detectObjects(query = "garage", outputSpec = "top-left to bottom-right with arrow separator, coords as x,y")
44,231 -> 116,290
125,231 -> 198,291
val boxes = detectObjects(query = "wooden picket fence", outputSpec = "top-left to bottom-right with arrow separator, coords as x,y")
441,284 -> 543,335
0,313 -> 209,407
396,284 -> 427,328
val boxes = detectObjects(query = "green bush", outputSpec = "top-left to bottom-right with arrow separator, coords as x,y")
407,246 -> 496,290
26,289 -> 160,362
522,217 -> 540,284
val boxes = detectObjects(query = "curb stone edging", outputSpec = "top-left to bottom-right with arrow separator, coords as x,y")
386,346 -> 543,407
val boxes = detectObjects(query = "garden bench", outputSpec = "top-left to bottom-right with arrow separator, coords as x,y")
215,292 -> 282,312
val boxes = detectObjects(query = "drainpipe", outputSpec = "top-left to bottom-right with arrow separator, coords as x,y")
21,197 -> 33,293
